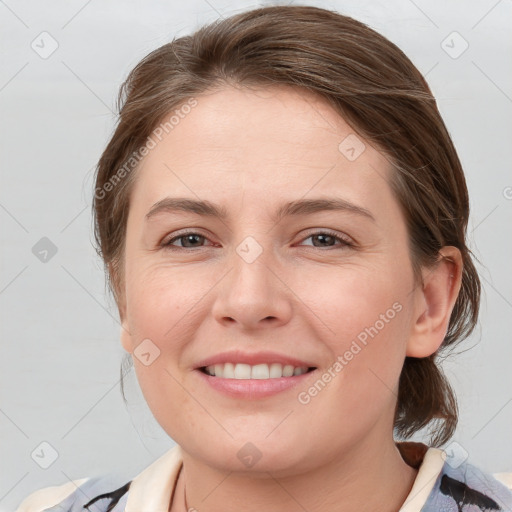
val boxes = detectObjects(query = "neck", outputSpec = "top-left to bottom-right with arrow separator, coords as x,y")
171,431 -> 419,512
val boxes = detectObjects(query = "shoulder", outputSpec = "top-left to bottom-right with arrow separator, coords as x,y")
494,471 -> 512,490
422,451 -> 512,512
15,478 -> 89,512
15,444 -> 184,512
15,474 -> 132,512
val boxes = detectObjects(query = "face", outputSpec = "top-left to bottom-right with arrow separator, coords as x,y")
120,85 -> 421,475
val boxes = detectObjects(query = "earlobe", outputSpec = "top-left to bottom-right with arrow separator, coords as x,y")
406,246 -> 463,358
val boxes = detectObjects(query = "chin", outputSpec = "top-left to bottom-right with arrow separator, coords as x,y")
183,429 -> 317,476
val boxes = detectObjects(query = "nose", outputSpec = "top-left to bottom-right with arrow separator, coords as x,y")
211,242 -> 293,331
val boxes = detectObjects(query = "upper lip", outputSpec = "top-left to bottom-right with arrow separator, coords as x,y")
194,350 -> 317,369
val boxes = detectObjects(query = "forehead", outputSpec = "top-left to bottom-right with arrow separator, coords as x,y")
131,84 -> 393,212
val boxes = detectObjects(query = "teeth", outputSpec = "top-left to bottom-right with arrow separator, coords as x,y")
203,362 -> 311,379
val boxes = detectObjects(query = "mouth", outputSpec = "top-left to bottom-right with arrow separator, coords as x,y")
198,363 -> 317,380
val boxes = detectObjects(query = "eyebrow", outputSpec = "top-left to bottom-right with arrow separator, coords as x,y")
145,197 -> 375,223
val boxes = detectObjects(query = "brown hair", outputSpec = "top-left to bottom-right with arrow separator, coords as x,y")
92,5 -> 480,447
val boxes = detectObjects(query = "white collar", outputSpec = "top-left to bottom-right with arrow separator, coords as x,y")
399,447 -> 445,511
125,444 -> 445,512
125,444 -> 183,512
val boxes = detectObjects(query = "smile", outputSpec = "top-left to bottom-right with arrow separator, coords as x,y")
200,362 -> 316,379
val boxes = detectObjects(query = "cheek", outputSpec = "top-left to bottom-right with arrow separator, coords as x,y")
125,262 -> 206,344
133,358 -> 202,444
124,264 -> 200,426
308,263 -> 411,393
303,260 -> 409,341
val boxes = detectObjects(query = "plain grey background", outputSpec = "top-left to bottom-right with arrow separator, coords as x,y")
1,0 -> 511,510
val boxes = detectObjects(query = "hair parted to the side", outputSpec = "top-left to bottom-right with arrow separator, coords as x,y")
92,5 -> 480,447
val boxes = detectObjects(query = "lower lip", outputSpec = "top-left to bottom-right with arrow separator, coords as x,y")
195,369 -> 316,399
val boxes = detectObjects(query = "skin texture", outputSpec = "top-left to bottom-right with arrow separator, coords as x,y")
118,85 -> 462,512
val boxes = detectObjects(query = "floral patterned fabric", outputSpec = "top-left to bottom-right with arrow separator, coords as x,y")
16,442 -> 512,512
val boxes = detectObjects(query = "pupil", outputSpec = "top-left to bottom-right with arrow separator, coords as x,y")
315,234 -> 333,246
185,235 -> 201,247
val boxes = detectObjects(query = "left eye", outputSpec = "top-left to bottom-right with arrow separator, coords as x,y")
300,231 -> 352,248
162,231 -> 352,250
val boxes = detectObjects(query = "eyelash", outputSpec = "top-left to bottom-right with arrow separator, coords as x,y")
161,229 -> 354,251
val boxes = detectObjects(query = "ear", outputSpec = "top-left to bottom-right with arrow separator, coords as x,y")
406,246 -> 463,358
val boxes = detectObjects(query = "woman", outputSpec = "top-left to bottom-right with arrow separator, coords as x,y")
16,4 -> 512,512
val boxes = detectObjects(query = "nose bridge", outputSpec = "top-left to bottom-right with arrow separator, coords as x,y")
226,205 -> 278,275
212,231 -> 292,327
231,233 -> 278,298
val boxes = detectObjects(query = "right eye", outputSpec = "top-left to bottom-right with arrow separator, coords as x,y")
161,231 -> 214,250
